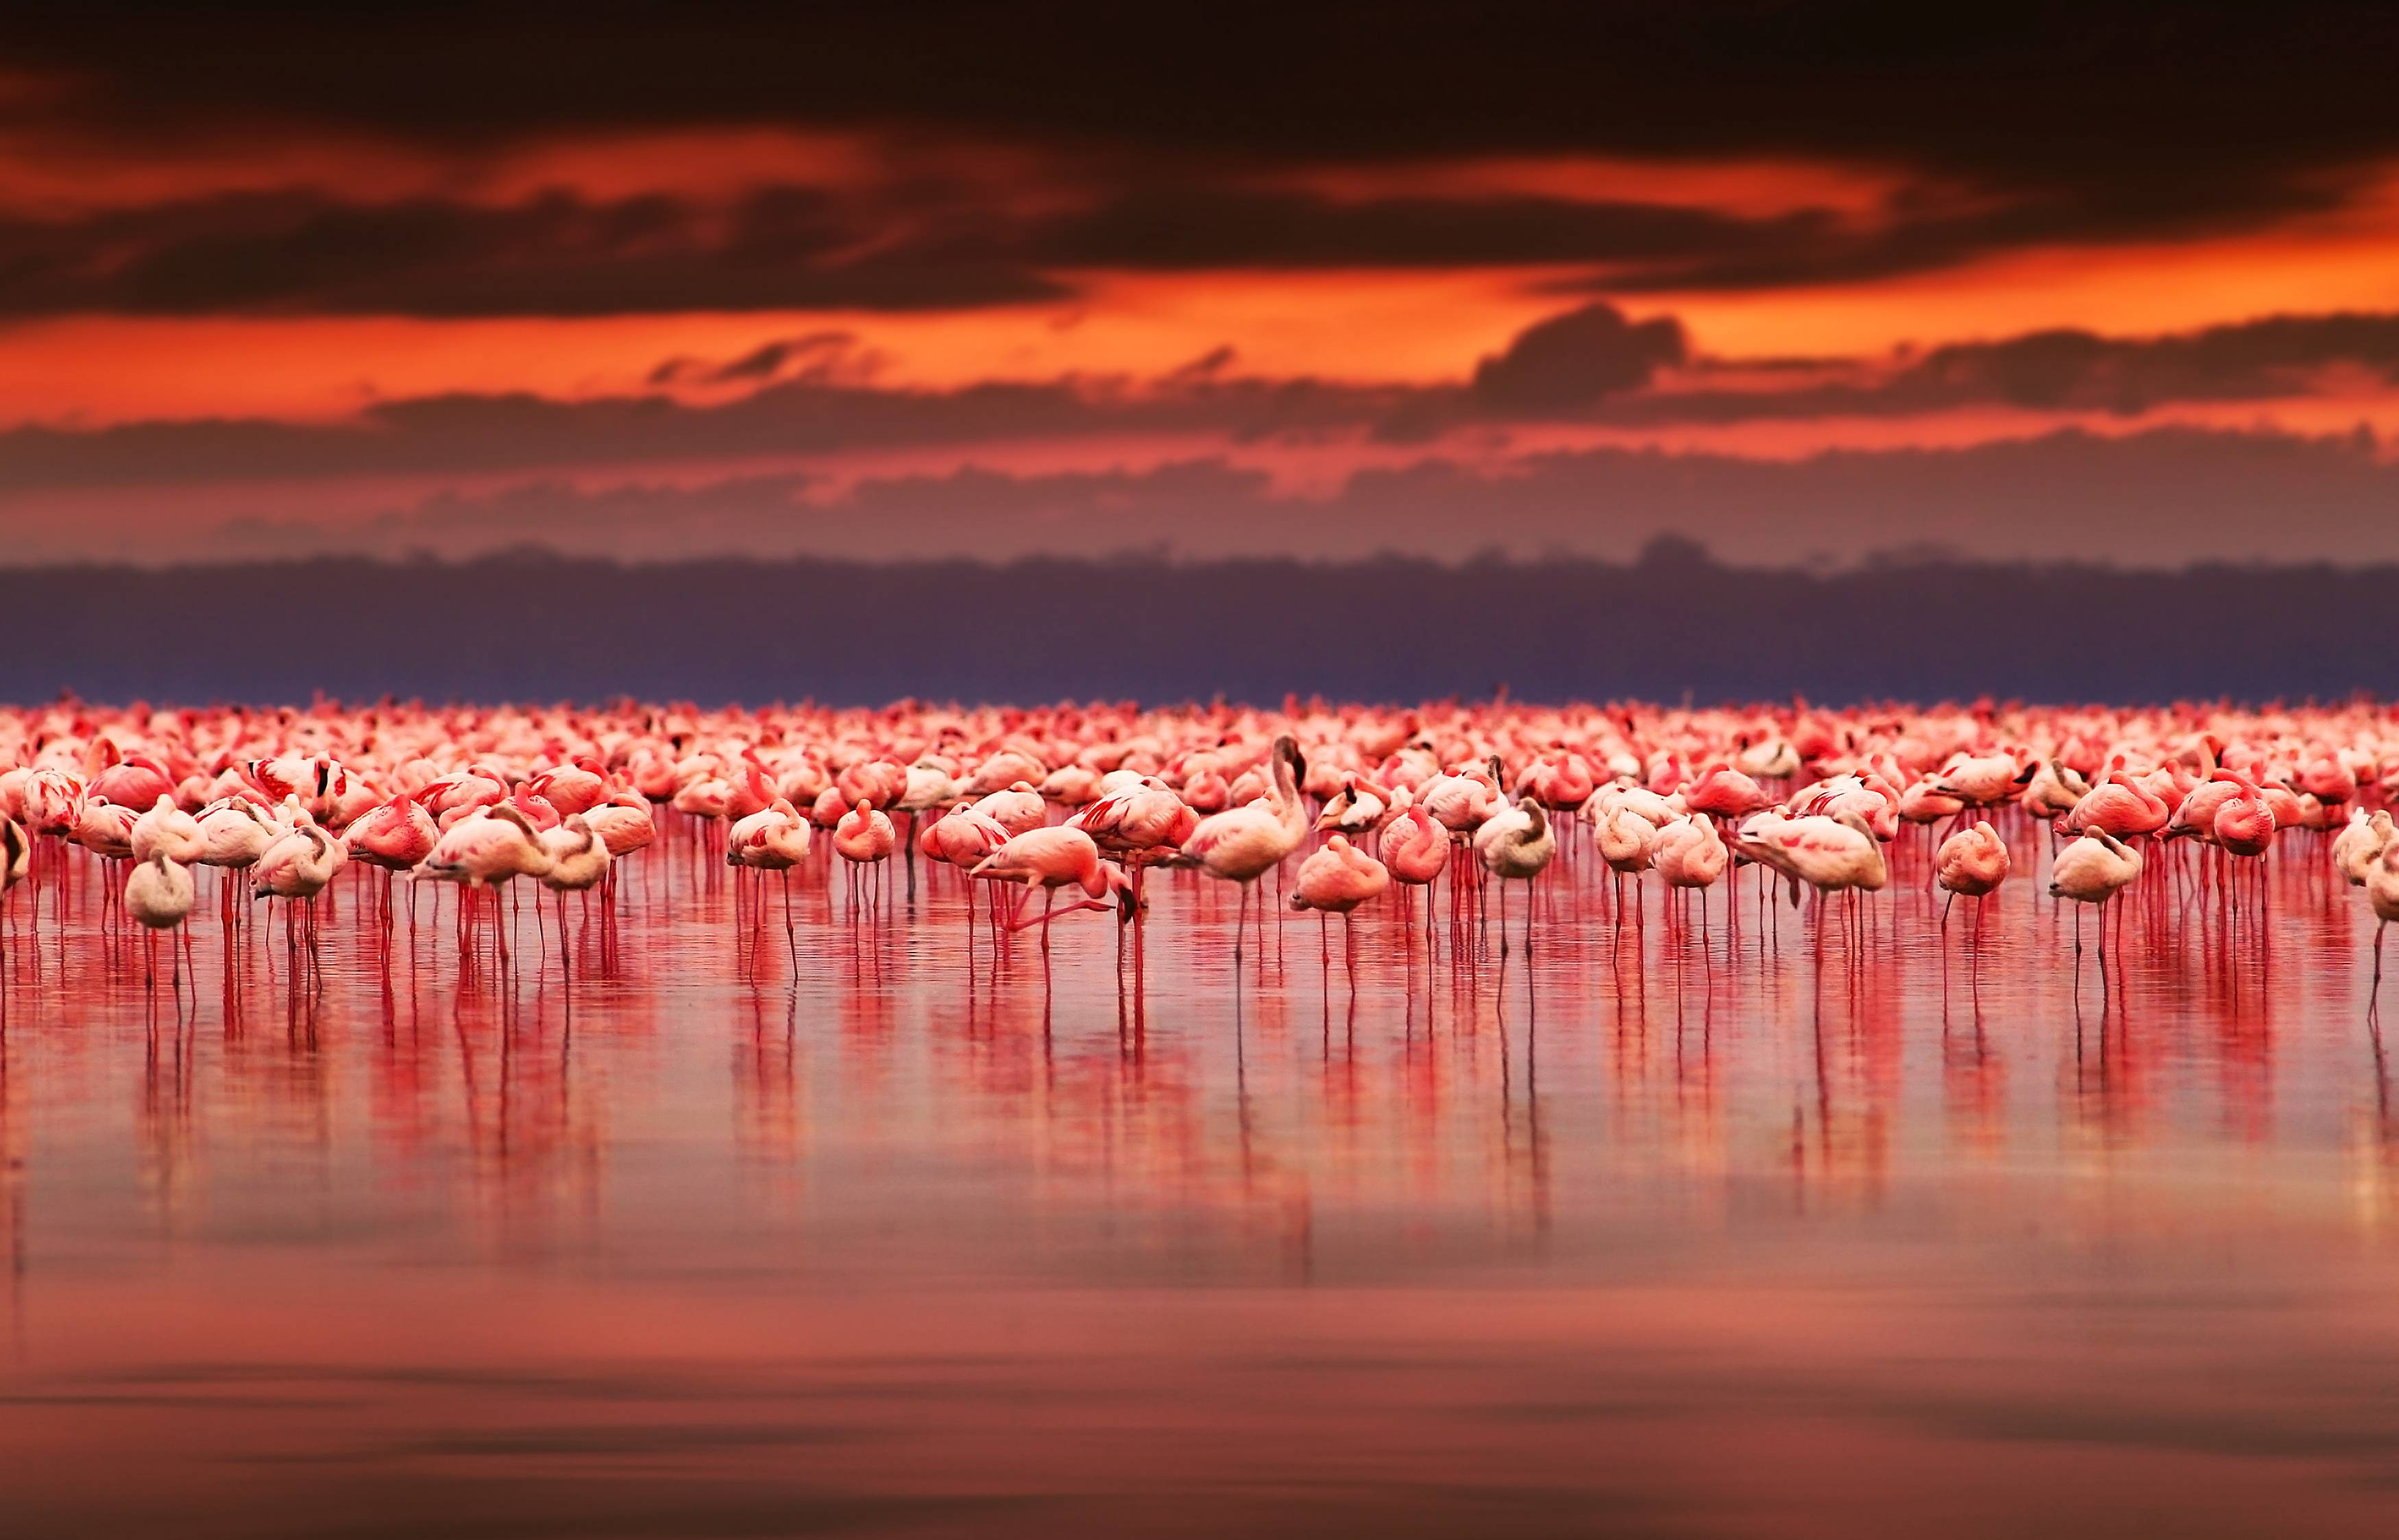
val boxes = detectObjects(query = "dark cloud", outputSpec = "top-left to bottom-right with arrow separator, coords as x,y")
1404,307 -> 2399,437
0,374 -> 1412,491
0,189 -> 1061,317
1023,176 -> 2358,295
1470,304 -> 1688,409
1162,345 -> 1239,383
11,5 -> 2398,200
1892,312 -> 2399,413
154,425 -> 2399,571
648,332 -> 868,387
9,304 -> 2399,491
1023,185 -> 1832,273
0,172 -> 2348,322
1,7 -> 2394,308
0,175 -> 2297,321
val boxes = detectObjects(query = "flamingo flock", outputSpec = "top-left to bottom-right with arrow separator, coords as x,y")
2,695 -> 2398,1008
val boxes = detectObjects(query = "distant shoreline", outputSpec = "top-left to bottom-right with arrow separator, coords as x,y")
6,546 -> 2385,707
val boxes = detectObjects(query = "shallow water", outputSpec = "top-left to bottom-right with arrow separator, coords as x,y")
3,816 -> 2398,1537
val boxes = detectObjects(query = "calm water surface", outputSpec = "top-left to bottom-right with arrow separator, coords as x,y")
4,816 -> 2398,1537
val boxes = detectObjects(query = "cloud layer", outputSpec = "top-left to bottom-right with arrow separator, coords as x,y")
3,7 -> 2397,570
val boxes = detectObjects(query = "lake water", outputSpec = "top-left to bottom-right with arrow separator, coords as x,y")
3,815 -> 2397,1537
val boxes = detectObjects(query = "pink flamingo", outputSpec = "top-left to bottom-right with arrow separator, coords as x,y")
416,807 -> 548,963
1182,737 -> 1308,973
1289,834 -> 1389,988
833,800 -> 897,919
1378,793 -> 1450,944
969,826 -> 1132,988
2051,828 -> 2142,973
1653,813 -> 1728,941
729,797 -> 813,956
1473,789 -> 1556,958
1934,821 -> 2010,964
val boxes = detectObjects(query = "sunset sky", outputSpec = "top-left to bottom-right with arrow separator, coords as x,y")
8,5 -> 2399,565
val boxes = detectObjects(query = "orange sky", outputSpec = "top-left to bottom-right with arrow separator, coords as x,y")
7,167 -> 2399,428
5,10 -> 2399,563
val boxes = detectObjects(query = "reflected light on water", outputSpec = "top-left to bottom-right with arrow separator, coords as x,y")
3,809 -> 2399,1537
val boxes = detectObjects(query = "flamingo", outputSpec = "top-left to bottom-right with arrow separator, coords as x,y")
1289,834 -> 1389,989
921,800 -> 1011,960
90,753 -> 177,811
2370,842 -> 2399,999
922,800 -> 1010,872
729,798 -> 812,956
22,768 -> 84,838
194,796 -> 277,925
969,826 -> 1132,986
343,791 -> 439,940
1736,811 -> 1873,895
971,781 -> 1047,838
832,800 -> 897,918
1653,815 -> 1729,929
539,815 -> 611,892
525,759 -> 609,817
1473,788 -> 1556,957
1181,736 -> 1308,971
1682,763 -> 1771,823
415,807 -> 548,962
126,853 -> 197,992
1315,776 -> 1395,841
0,813 -> 27,968
1925,753 -> 2030,809
1934,822 -> 2010,960
1595,803 -> 1659,929
2019,760 -> 2093,820
131,795 -> 207,865
1738,809 -> 1885,964
1069,774 -> 1193,976
583,786 -> 659,858
2061,769 -> 2171,840
894,757 -> 961,901
2051,828 -> 2143,970
1378,793 -> 1450,942
537,816 -> 612,978
253,820 -> 344,970
2334,808 -> 2393,887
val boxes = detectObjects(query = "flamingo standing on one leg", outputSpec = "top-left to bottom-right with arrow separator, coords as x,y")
1071,775 -> 1195,994
1596,803 -> 1659,930
2368,842 -> 2399,1003
1934,820 -> 2010,968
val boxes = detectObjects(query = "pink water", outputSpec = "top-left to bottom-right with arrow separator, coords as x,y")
4,818 -> 2398,1537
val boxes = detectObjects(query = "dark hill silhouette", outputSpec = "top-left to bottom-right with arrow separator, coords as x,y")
4,543 -> 2386,707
